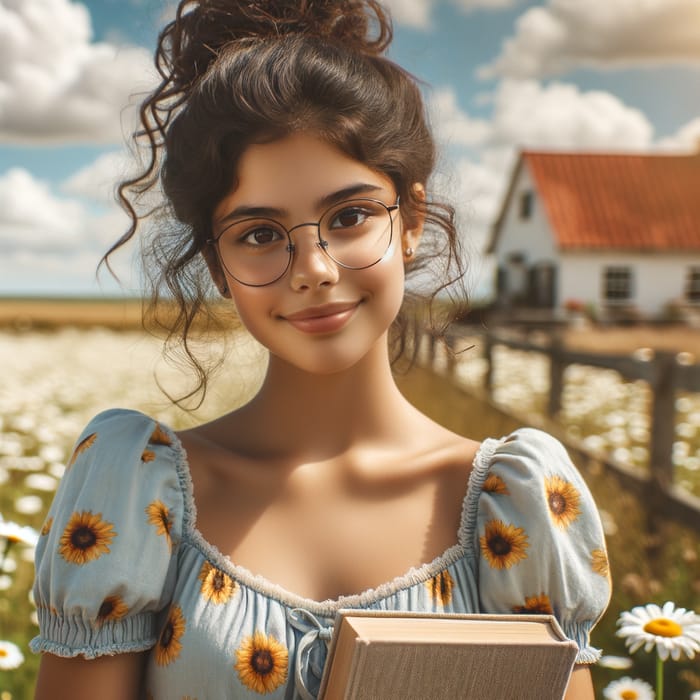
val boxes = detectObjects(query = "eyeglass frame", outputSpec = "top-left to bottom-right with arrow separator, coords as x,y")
207,196 -> 401,287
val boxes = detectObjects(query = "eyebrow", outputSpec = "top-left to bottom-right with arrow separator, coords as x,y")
215,182 -> 388,226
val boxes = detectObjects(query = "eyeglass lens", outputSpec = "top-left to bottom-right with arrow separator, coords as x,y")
214,198 -> 395,287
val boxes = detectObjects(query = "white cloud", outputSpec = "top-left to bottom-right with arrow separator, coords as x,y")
489,79 -> 654,150
430,73 -> 653,155
453,0 -> 519,11
381,0 -> 434,29
0,166 -> 134,293
0,0 -> 154,144
0,169 -> 88,252
480,0 -> 700,79
62,150 -> 132,204
657,117 -> 700,151
429,88 -> 492,147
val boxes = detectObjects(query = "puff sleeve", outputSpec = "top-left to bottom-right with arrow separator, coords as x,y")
475,428 -> 611,663
31,409 -> 185,659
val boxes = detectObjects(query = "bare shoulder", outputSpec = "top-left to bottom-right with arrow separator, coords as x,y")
402,409 -> 481,475
175,417 -> 253,500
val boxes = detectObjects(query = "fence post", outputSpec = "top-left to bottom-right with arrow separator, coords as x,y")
483,333 -> 494,398
548,335 -> 565,418
645,351 -> 677,563
445,334 -> 456,376
649,351 -> 677,491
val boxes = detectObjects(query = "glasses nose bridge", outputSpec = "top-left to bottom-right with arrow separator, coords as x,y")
285,219 -> 327,254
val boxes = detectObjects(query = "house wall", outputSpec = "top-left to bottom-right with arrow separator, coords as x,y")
559,253 -> 700,316
494,165 -> 557,265
493,164 -> 558,306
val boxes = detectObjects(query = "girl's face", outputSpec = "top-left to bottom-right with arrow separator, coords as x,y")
209,132 -> 422,375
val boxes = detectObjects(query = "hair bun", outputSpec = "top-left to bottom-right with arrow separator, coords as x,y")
163,0 -> 392,93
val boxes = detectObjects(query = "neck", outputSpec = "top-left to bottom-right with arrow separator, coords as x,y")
233,341 -> 414,460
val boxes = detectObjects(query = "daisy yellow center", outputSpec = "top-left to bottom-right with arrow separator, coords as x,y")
643,617 -> 682,637
620,691 -> 638,700
0,649 -> 7,658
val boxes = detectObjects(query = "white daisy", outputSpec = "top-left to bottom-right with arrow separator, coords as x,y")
602,676 -> 654,700
0,519 -> 39,548
598,654 -> 634,670
616,601 -> 700,661
0,640 -> 25,670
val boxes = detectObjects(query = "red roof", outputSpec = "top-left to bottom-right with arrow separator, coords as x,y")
490,151 -> 700,252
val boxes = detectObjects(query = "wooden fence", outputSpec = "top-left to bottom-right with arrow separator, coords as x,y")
422,327 -> 700,532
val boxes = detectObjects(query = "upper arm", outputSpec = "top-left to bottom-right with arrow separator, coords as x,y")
34,651 -> 149,700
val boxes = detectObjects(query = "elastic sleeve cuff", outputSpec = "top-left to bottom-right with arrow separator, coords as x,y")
30,608 -> 157,659
567,621 -> 602,665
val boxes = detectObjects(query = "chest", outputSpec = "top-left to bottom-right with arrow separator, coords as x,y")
192,459 -> 470,601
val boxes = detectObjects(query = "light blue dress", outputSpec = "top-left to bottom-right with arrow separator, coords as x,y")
32,409 -> 611,699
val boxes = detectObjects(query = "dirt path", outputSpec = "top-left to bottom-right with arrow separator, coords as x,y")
563,323 -> 700,356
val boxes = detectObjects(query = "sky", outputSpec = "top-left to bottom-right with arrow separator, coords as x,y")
1,0 -> 700,298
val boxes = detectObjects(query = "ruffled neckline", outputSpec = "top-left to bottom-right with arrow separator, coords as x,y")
164,423 -> 503,617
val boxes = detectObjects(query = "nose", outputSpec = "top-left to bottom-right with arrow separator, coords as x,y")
287,225 -> 340,290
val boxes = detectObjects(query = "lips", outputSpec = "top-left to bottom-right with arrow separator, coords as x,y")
282,302 -> 360,333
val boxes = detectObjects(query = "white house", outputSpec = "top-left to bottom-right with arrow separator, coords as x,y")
487,150 -> 700,320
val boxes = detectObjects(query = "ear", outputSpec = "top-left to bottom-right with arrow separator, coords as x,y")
201,243 -> 231,298
401,183 -> 426,263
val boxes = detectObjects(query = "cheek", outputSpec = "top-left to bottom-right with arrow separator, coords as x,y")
227,287 -> 272,336
366,248 -> 407,316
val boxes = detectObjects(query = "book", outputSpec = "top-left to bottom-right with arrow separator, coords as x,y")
318,610 -> 578,700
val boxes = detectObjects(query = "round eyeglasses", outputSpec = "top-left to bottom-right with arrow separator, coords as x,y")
208,197 -> 400,287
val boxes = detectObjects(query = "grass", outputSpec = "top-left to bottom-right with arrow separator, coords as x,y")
0,297 -> 145,330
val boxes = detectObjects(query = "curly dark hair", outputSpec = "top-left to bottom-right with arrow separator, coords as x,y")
104,0 -> 467,405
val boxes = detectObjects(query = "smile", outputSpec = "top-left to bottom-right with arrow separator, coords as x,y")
282,302 -> 360,334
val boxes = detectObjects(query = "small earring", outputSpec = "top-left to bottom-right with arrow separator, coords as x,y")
404,247 -> 414,258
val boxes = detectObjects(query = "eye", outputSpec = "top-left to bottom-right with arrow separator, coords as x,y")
329,206 -> 372,230
240,225 -> 285,247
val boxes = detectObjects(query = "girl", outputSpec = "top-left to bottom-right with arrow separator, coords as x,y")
31,2 -> 610,698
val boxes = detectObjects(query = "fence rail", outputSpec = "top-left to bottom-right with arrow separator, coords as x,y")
424,327 -> 700,531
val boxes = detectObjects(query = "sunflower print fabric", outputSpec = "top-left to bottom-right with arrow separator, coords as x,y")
198,561 -> 238,604
234,631 -> 289,694
476,428 -> 611,663
59,511 -> 116,565
95,595 -> 130,625
426,570 -> 454,607
155,605 -> 186,667
31,411 -> 611,697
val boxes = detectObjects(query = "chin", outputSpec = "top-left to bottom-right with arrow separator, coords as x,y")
271,347 -> 374,376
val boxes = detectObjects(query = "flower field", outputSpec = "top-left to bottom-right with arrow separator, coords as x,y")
1,327 -> 699,697
451,341 -> 700,497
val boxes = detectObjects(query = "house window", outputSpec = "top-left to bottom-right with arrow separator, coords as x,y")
519,191 -> 534,220
604,266 -> 633,302
687,268 -> 700,303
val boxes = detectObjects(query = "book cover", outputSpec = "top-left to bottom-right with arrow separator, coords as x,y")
318,610 -> 578,700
